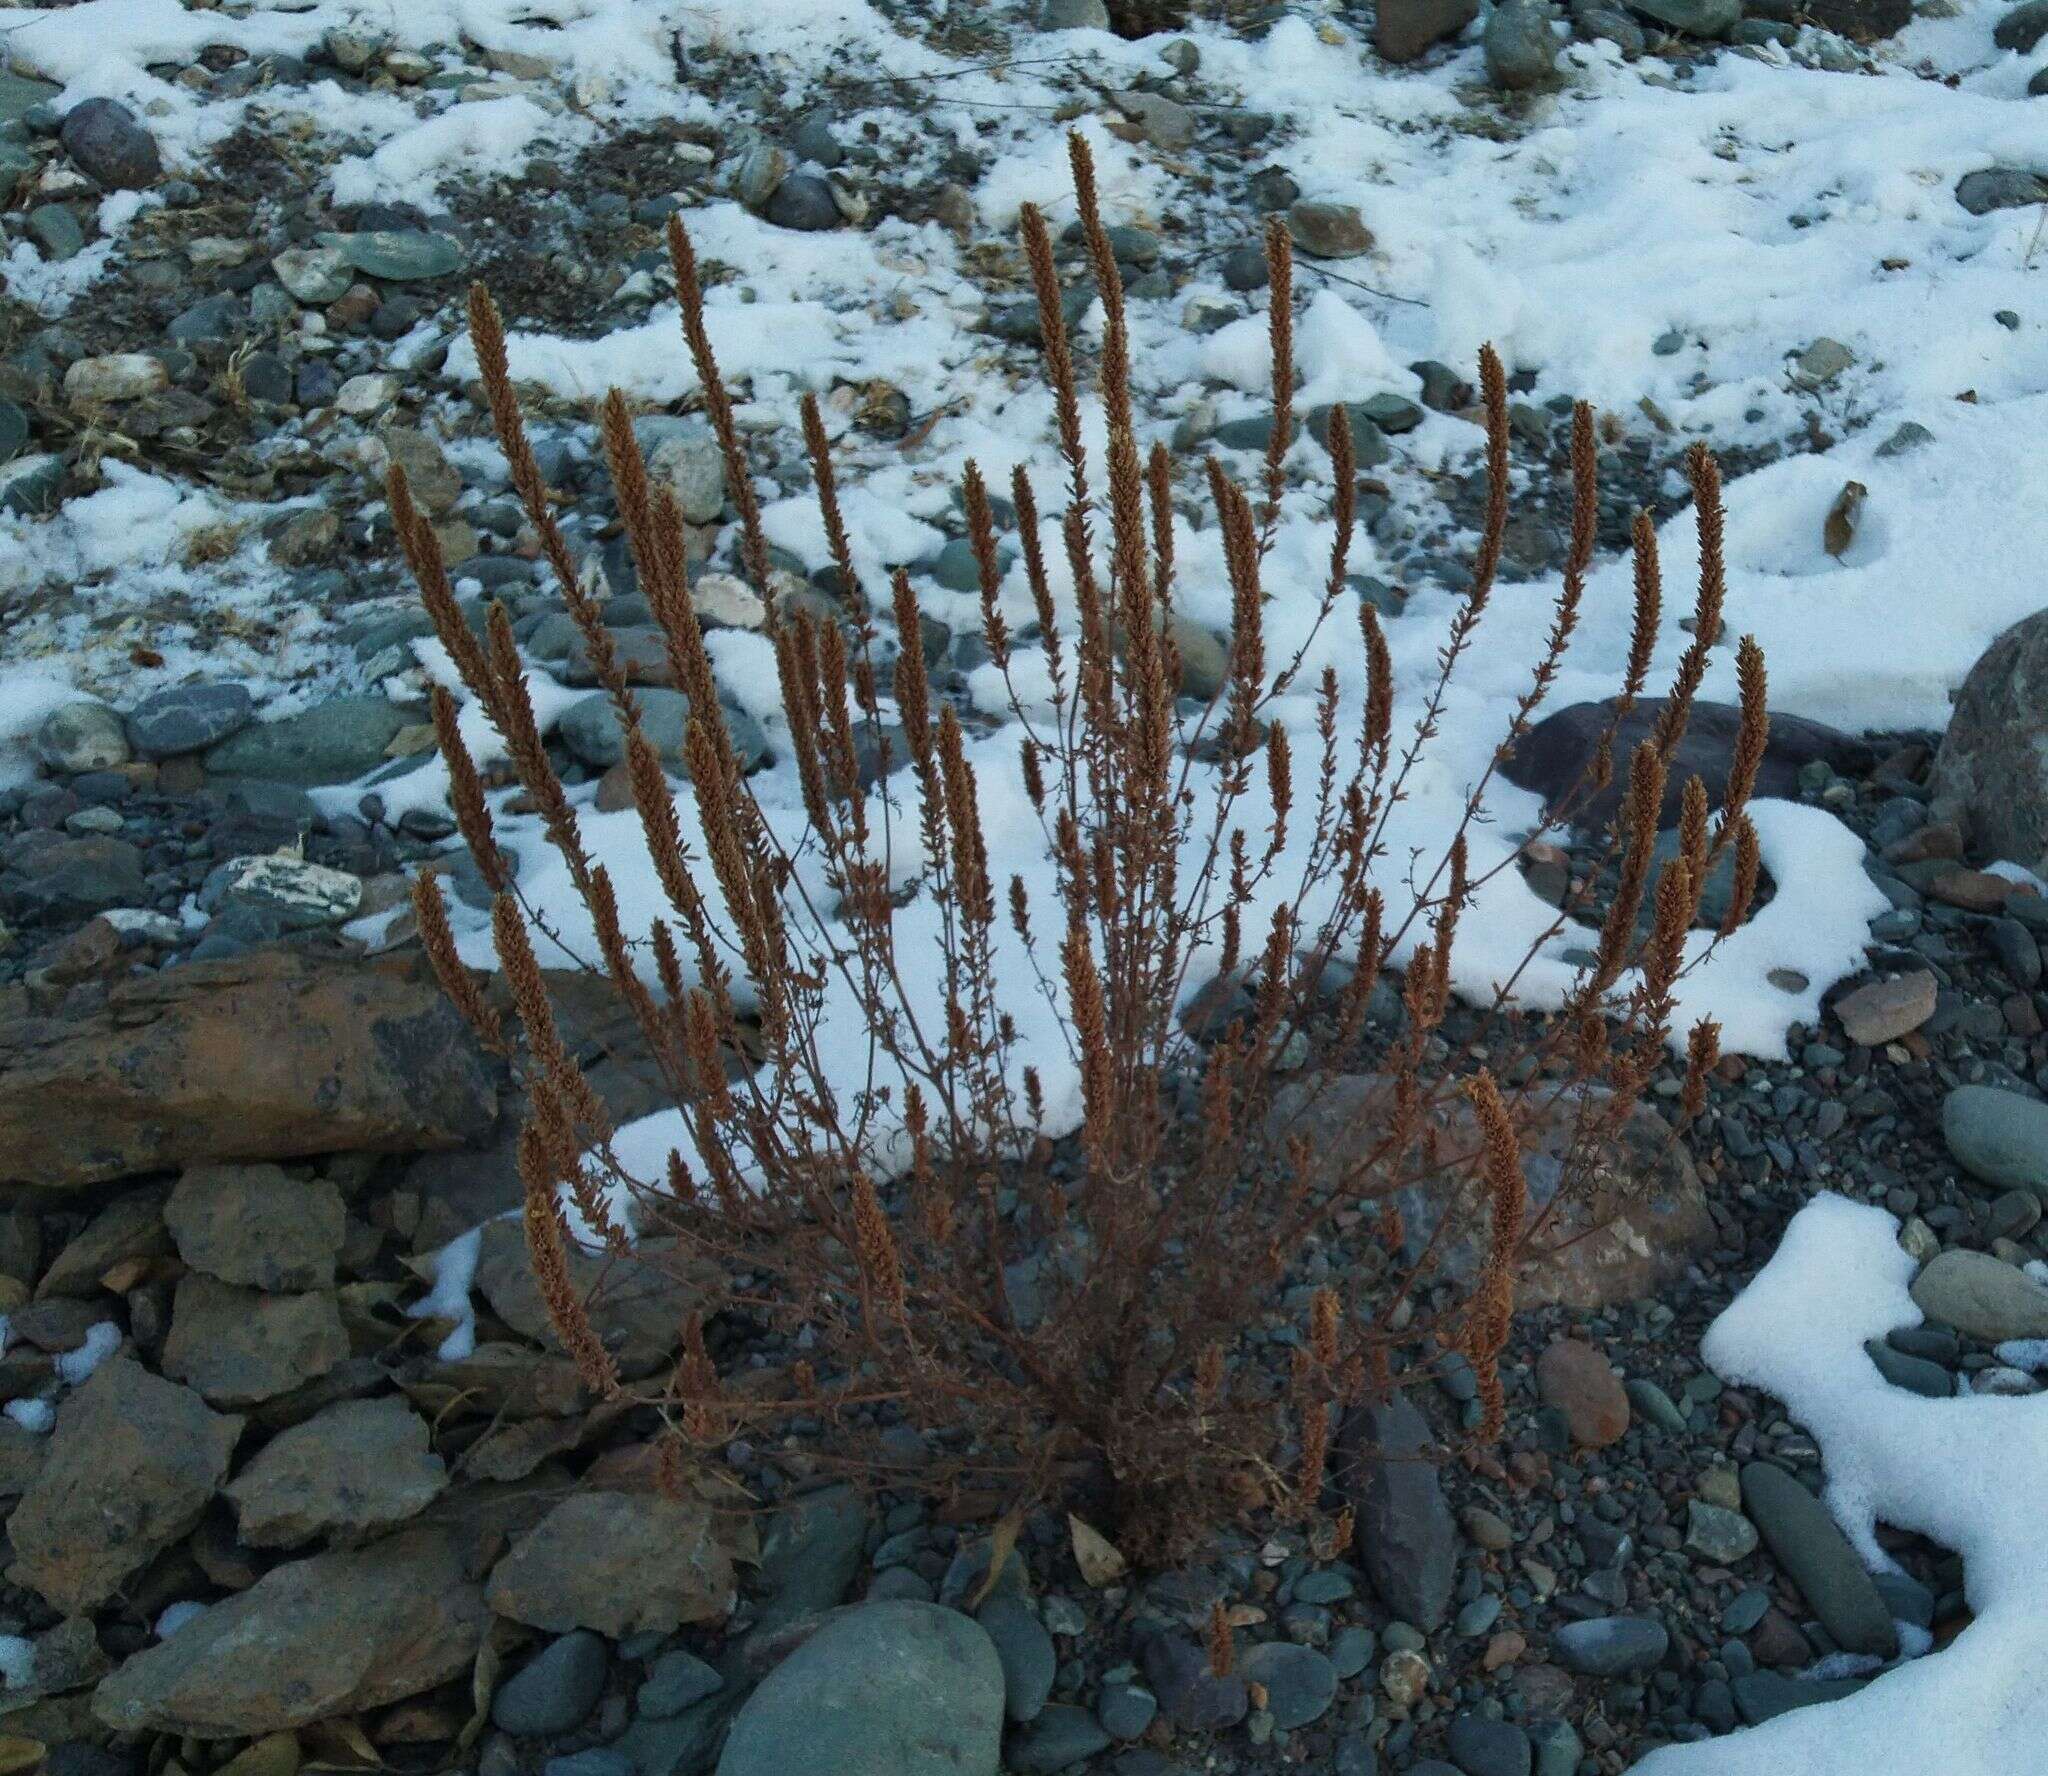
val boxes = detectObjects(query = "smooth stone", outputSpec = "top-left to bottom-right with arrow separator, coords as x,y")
1942,1085 -> 2048,1194
203,697 -> 408,786
1738,1464 -> 1896,1657
1910,1249 -> 2048,1341
1446,1713 -> 1532,1776
978,1595 -> 1055,1723
1006,1705 -> 1111,1774
1238,1642 -> 1336,1730
37,701 -> 131,773
493,1631 -> 609,1736
637,1651 -> 722,1719
1549,1616 -> 1668,1676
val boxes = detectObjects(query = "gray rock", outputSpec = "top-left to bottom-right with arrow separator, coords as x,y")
637,1650 -> 723,1718
1485,0 -> 1561,86
1875,420 -> 1935,458
383,424 -> 462,514
1040,0 -> 1113,25
766,173 -> 842,231
204,696 -> 409,786
1945,1085 -> 2048,1193
493,1631 -> 610,1736
487,1493 -> 734,1637
1504,696 -> 1868,831
1955,168 -> 2048,216
1730,1669 -> 1867,1725
1447,1714 -> 1532,1776
1007,1705 -> 1111,1773
752,1484 -> 870,1635
1864,1338 -> 1952,1398
1550,1615 -> 1668,1676
0,398 -> 27,463
635,422 -> 727,524
165,1162 -> 345,1291
9,835 -> 146,920
28,203 -> 86,261
1286,200 -> 1374,260
93,1530 -> 487,1736
1239,1641 -> 1337,1729
1139,1632 -> 1248,1732
978,1595 -> 1055,1722
1346,1394 -> 1456,1629
1909,1249 -> 2048,1342
126,682 -> 254,757
37,701 -> 130,773
60,98 -> 160,188
225,1396 -> 446,1547
161,1275 -> 349,1407
7,1357 -> 241,1615
199,854 -> 363,933
1932,610 -> 2048,864
716,1601 -> 1004,1776
1376,0 -> 1481,58
1097,1680 -> 1157,1738
555,689 -> 769,776
1528,1719 -> 1582,1776
1628,0 -> 1740,30
1112,91 -> 1197,150
170,293 -> 244,344
1738,1463 -> 1896,1657
1996,0 -> 2048,49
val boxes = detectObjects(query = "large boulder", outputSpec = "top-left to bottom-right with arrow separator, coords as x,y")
0,950 -> 498,1188
7,1358 -> 241,1615
1929,609 -> 2048,867
93,1530 -> 488,1737
715,1601 -> 1005,1776
1504,696 -> 1871,831
1266,1074 -> 1715,1310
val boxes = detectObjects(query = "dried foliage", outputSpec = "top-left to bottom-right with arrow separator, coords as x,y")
400,134 -> 1769,1559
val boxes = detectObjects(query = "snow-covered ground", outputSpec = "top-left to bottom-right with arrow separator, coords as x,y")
4,2 -> 2047,1766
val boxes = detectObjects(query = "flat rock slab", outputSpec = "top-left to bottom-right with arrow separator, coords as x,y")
93,1529 -> 487,1737
161,1275 -> 348,1406
716,1601 -> 1004,1776
0,950 -> 498,1188
486,1492 -> 735,1637
166,1163 -> 346,1292
225,1395 -> 446,1548
7,1357 -> 240,1615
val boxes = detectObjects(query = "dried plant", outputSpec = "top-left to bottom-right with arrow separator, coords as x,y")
399,133 -> 1767,1560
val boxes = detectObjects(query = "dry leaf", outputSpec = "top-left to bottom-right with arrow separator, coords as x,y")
1823,480 -> 1866,559
968,1505 -> 1027,1610
1068,1513 -> 1128,1588
299,1716 -> 381,1771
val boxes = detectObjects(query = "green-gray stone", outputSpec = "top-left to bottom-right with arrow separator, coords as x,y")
1942,1085 -> 2048,1194
321,229 -> 466,281
27,203 -> 85,261
1629,0 -> 1741,32
203,696 -> 410,786
715,1601 -> 1003,1776
1738,1463 -> 1895,1657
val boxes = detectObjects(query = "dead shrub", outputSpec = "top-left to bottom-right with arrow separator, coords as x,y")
397,133 -> 1765,1559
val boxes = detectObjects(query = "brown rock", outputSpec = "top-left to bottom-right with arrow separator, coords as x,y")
225,1396 -> 446,1548
1929,868 -> 2013,912
35,1189 -> 171,1298
165,1163 -> 346,1292
1267,1075 -> 1714,1310
484,1491 -> 735,1636
1535,1338 -> 1631,1448
0,950 -> 498,1189
1930,608 -> 2048,864
7,1358 -> 241,1615
161,1275 -> 348,1406
1376,0 -> 1481,60
1833,971 -> 1937,1046
93,1529 -> 487,1737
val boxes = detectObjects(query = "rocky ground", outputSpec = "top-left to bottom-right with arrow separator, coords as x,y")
5,1 -> 2048,1776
